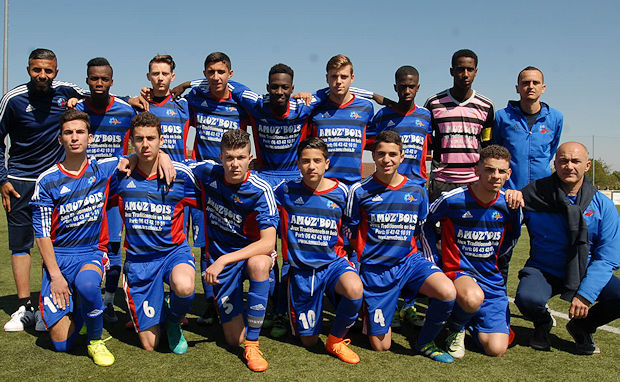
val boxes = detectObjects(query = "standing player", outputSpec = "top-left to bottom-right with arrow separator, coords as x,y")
112,112 -> 198,354
191,129 -> 278,372
421,145 -> 522,358
75,57 -> 137,323
31,109 -> 117,365
346,130 -> 457,363
1,48 -> 87,331
425,49 -> 494,202
494,66 -> 563,190
276,137 -> 364,364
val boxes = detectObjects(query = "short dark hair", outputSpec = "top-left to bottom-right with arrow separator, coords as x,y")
517,66 -> 544,83
478,145 -> 511,163
395,65 -> 419,82
28,48 -> 56,62
149,54 -> 175,72
451,49 -> 478,68
373,130 -> 403,152
269,63 -> 294,81
59,109 -> 91,134
87,57 -> 113,76
130,112 -> 161,136
221,129 -> 250,151
204,52 -> 231,70
297,137 -> 329,159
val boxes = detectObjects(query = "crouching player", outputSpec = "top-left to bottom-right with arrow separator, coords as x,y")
421,145 -> 522,358
31,109 -> 118,366
190,129 -> 278,372
112,112 -> 198,354
346,130 -> 457,363
276,137 -> 364,364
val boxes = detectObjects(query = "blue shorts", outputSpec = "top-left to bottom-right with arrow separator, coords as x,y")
361,253 -> 442,336
123,247 -> 196,332
469,287 -> 510,335
288,256 -> 357,337
190,208 -> 205,248
6,179 -> 35,253
212,252 -> 277,324
39,251 -> 107,328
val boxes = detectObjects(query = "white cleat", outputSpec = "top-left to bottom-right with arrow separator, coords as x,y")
4,306 -> 35,332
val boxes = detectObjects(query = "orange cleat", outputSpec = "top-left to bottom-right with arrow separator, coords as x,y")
325,334 -> 360,364
244,340 -> 269,372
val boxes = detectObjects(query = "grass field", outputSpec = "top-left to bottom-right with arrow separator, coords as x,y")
0,217 -> 618,382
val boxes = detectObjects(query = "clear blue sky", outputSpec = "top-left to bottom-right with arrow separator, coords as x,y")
3,0 -> 620,170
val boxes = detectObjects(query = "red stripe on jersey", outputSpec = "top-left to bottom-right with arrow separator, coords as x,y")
51,208 -> 59,242
98,178 -> 112,252
440,217 -> 461,280
123,130 -> 130,156
171,201 -> 188,244
56,161 -> 90,178
299,121 -> 309,143
278,206 -> 290,263
335,220 -> 346,258
242,211 -> 260,241
355,209 -> 369,261
38,294 -> 47,330
123,275 -> 140,332
420,134 -> 430,181
182,120 -> 190,159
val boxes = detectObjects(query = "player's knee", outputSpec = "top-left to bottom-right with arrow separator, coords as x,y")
369,338 -> 391,352
436,282 -> 457,302
483,342 -> 507,357
457,289 -> 484,313
171,280 -> 195,297
247,255 -> 272,279
140,337 -> 158,351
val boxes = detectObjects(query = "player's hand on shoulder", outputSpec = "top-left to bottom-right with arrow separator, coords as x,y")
292,92 -> 313,106
129,95 -> 149,111
66,97 -> 79,109
504,189 -> 524,209
171,82 -> 191,99
117,155 -> 138,177
157,152 -> 176,185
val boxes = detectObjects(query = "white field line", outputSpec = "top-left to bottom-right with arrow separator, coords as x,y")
507,297 -> 620,334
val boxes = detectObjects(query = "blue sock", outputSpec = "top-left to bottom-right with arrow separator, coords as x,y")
331,296 -> 362,339
105,242 -> 121,293
200,248 -> 215,300
75,269 -> 104,341
52,330 -> 78,352
417,298 -> 455,347
246,279 -> 270,341
168,291 -> 195,323
447,303 -> 476,333
275,262 -> 290,315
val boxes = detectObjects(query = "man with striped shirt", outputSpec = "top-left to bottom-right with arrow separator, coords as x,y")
425,49 -> 494,202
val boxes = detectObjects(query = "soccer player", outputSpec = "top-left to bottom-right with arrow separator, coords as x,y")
424,49 -> 495,202
367,65 -> 433,327
346,130 -> 457,363
1,48 -> 87,332
112,112 -> 198,354
514,142 -> 620,355
493,66 -> 563,190
309,54 -> 374,186
75,57 -> 137,323
276,137 -> 364,364
422,145 -> 522,358
191,129 -> 278,372
31,109 -> 117,365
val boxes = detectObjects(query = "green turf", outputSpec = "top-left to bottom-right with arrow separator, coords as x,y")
0,218 -> 618,381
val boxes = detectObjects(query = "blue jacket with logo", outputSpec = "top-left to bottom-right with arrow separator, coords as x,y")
523,192 -> 620,304
494,101 -> 563,190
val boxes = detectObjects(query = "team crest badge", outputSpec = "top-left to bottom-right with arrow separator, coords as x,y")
109,117 -> 121,125
491,211 -> 503,220
166,109 -> 177,116
350,111 -> 361,119
57,97 -> 67,107
326,200 -> 338,209
404,193 -> 417,202
87,176 -> 97,184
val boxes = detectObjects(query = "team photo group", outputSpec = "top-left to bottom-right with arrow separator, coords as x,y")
0,46 -> 618,372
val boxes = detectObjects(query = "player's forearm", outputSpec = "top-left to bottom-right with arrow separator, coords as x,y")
36,237 -> 63,279
218,228 -> 276,266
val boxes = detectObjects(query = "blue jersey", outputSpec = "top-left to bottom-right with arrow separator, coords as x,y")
309,95 -> 374,185
30,157 -> 119,255
190,162 -> 279,261
0,81 -> 86,182
275,178 -> 349,270
186,86 -> 249,162
75,97 -> 136,159
228,81 -> 325,174
345,175 -> 428,266
368,105 -> 432,185
146,95 -> 190,162
109,162 -> 199,257
421,186 -> 522,291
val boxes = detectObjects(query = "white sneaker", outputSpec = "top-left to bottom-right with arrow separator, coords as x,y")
4,306 -> 35,332
34,310 -> 47,332
445,330 -> 466,359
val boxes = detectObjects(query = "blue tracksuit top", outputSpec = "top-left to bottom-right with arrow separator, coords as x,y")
494,101 -> 563,190
524,192 -> 620,304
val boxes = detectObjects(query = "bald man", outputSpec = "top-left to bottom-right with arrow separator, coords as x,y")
512,142 -> 620,355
